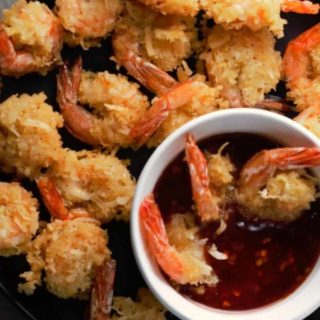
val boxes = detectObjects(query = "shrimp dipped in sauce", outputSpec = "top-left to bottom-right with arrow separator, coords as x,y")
201,0 -> 319,38
140,194 -> 218,285
0,182 -> 39,257
200,26 -> 282,108
19,218 -> 114,301
55,0 -> 123,49
186,133 -> 235,223
0,0 -> 63,77
57,57 -> 149,149
112,0 -> 198,94
0,93 -> 64,179
139,134 -> 235,285
236,147 -> 320,222
36,149 -> 135,224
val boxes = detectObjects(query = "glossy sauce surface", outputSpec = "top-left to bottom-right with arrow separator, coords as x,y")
154,133 -> 320,310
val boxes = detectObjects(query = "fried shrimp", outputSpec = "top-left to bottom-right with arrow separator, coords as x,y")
36,150 -> 135,223
236,147 -> 320,222
130,75 -> 228,147
112,1 -> 198,94
0,0 -> 63,76
19,219 -> 110,299
185,133 -> 235,223
0,182 -> 39,257
200,0 -> 319,38
140,194 -> 218,285
0,93 -> 63,178
283,23 -> 320,112
57,58 -> 149,149
200,26 -> 281,107
55,0 -> 123,49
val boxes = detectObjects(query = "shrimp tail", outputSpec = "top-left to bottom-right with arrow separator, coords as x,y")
0,24 -> 35,76
239,147 -> 320,191
36,176 -> 70,220
89,259 -> 116,320
185,133 -> 220,222
129,80 -> 198,147
140,194 -> 185,283
255,95 -> 293,114
282,0 -> 319,14
57,58 -> 100,145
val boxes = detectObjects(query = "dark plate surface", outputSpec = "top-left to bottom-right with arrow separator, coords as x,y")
0,1 -> 320,319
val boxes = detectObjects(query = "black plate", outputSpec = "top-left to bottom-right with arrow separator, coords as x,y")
0,1 -> 320,319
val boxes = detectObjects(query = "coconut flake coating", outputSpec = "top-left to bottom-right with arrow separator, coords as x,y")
0,93 -> 64,178
19,219 -> 110,299
200,26 -> 281,107
0,182 -> 39,257
43,150 -> 136,223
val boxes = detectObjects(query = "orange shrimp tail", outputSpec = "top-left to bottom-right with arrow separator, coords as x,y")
283,23 -> 320,84
239,147 -> 320,191
0,24 -> 15,65
185,134 -> 220,222
140,194 -> 184,283
57,59 -> 100,145
0,24 -> 35,76
36,176 -> 70,220
271,147 -> 320,169
130,80 -> 198,147
282,0 -> 319,14
89,259 -> 116,320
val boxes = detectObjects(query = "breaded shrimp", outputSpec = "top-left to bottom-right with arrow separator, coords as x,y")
0,93 -> 63,178
201,0 -> 319,38
200,26 -> 281,107
0,182 -> 39,257
19,219 -> 110,299
112,1 -> 197,94
140,194 -> 218,285
55,0 -> 123,49
283,23 -> 320,112
236,147 -> 320,222
185,134 -> 235,223
57,58 -> 149,149
0,0 -> 63,76
130,75 -> 228,147
36,149 -> 135,223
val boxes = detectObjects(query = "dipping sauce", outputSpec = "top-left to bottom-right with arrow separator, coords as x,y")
154,133 -> 320,310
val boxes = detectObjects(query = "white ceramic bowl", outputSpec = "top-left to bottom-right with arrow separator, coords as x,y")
131,108 -> 320,320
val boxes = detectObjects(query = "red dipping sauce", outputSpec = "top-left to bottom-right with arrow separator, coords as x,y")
154,133 -> 320,310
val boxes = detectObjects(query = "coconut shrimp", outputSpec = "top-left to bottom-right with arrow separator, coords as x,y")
112,1 -> 198,94
283,23 -> 320,113
140,194 -> 218,285
19,219 -> 111,299
201,0 -> 319,38
55,0 -> 123,49
57,58 -> 149,149
200,26 -> 282,107
130,75 -> 229,147
0,182 -> 39,257
0,93 -> 63,178
236,147 -> 320,222
36,149 -> 135,223
186,133 -> 235,223
0,0 -> 63,77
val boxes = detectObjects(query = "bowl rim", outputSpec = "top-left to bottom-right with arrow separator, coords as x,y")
131,108 -> 320,320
